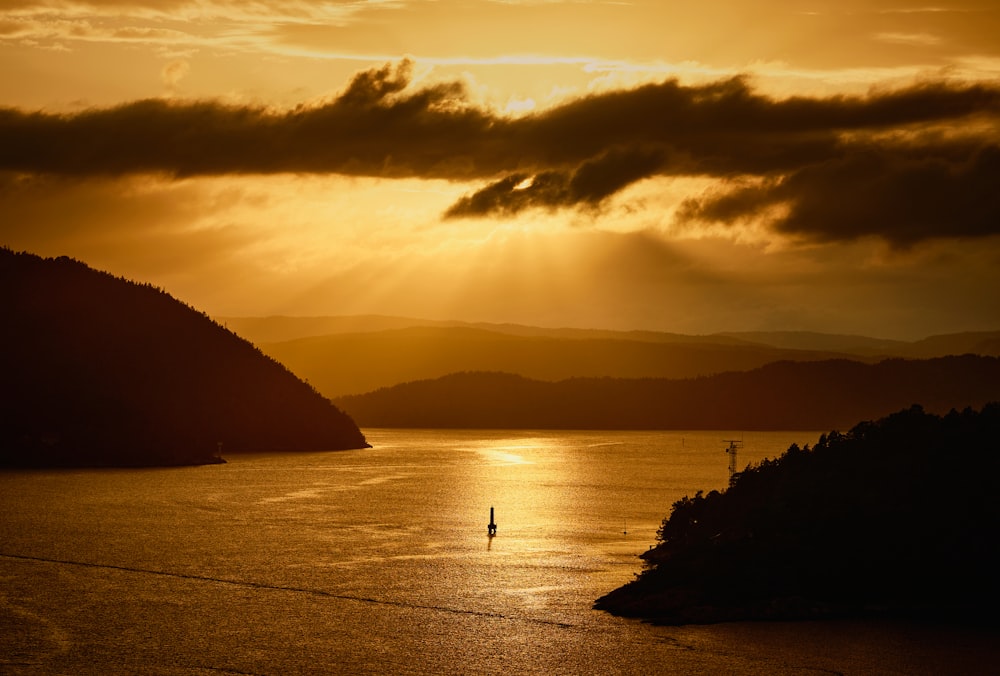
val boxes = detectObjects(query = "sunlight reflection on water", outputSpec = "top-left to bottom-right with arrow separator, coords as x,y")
1,429 -> 995,674
470,437 -> 551,465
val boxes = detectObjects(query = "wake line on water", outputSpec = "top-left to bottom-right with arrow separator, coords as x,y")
0,552 -> 575,629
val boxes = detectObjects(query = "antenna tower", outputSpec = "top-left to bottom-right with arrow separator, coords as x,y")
723,439 -> 743,485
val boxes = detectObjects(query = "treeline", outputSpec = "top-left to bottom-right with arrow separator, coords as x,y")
335,356 -> 1000,430
0,248 -> 368,467
595,403 -> 1000,624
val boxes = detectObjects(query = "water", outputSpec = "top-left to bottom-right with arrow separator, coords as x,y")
0,429 -> 996,674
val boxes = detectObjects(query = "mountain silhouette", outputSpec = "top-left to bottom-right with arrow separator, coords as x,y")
248,325 -> 870,399
222,315 -> 1000,399
0,249 -> 368,467
334,357 -> 1000,430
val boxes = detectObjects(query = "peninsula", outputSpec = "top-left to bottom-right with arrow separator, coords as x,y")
595,403 -> 1000,624
0,248 -> 369,467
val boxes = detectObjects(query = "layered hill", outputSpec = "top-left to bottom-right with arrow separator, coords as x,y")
720,329 -> 1000,359
221,315 -> 1000,399
594,403 -> 1000,624
244,325 -> 871,399
0,249 -> 368,467
334,356 -> 1000,431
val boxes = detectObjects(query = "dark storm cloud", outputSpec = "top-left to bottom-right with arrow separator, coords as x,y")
2,60 -> 999,243
0,59 -> 506,179
678,139 -> 1000,246
445,146 -> 667,217
447,78 -> 1000,244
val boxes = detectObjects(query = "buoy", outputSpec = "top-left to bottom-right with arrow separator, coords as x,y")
487,506 -> 497,536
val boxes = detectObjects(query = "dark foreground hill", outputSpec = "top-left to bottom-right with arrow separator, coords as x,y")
335,356 -> 1000,430
0,249 -> 368,467
595,403 -> 1000,624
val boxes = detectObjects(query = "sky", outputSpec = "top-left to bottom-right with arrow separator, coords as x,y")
2,0 -> 999,340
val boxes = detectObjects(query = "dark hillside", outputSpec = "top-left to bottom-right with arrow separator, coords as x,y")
595,403 -> 1000,624
0,249 -> 368,467
335,356 -> 1000,430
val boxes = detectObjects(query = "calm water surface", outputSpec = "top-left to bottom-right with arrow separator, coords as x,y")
0,429 -> 996,674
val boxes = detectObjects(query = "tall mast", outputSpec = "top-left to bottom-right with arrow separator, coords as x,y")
724,439 -> 743,486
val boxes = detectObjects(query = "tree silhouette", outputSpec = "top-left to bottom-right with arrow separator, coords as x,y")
596,403 -> 1000,624
0,248 -> 368,467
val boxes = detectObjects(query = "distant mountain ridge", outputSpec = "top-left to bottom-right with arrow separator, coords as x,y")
719,329 -> 1000,359
0,249 -> 368,467
715,330 -> 908,354
252,326 -> 857,399
220,314 -> 758,347
334,356 -> 1000,431
221,315 -> 1000,399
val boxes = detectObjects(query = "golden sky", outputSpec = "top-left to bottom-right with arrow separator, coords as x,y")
2,0 -> 999,339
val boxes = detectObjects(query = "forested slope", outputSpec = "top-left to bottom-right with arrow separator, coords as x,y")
335,356 -> 1000,430
595,403 -> 1000,624
0,249 -> 368,466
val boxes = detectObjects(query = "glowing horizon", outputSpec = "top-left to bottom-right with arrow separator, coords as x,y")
2,0 -> 999,340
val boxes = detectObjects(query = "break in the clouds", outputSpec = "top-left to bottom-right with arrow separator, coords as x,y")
2,60 -> 999,244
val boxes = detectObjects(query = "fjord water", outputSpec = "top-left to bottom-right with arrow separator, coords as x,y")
1,429 -> 994,674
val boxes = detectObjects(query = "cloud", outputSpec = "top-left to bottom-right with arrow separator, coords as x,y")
0,58 -> 499,178
678,140 -> 1000,247
874,32 -> 942,47
161,58 -> 189,90
793,143 -> 1000,245
0,0 -> 409,59
445,146 -> 667,217
1,61 -> 999,244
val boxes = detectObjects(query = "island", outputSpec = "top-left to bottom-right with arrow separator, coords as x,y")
595,403 -> 1000,624
0,248 -> 369,467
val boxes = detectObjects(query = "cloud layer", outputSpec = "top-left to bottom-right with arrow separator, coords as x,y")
2,60 -> 999,244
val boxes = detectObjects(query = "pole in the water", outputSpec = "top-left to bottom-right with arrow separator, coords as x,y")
488,506 -> 497,536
